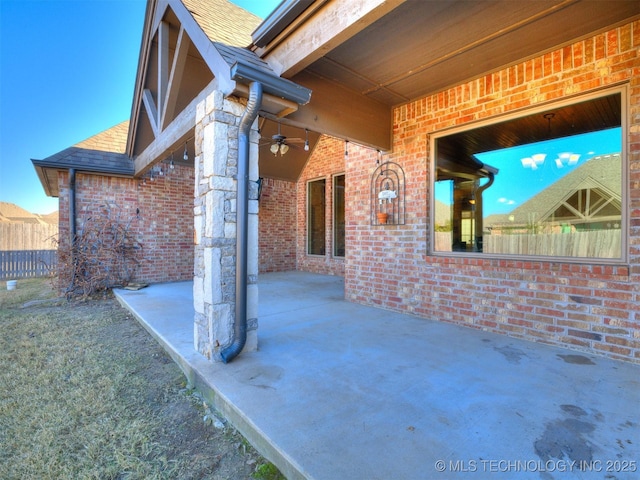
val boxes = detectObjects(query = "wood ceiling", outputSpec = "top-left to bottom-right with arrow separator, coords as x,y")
437,92 -> 622,168
302,0 -> 640,107
262,0 -> 638,181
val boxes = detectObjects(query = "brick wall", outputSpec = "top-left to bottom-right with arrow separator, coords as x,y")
296,135 -> 346,276
259,177 -> 297,273
57,164 -> 194,285
337,21 -> 640,362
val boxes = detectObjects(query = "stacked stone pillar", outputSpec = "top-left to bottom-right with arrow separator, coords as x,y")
193,90 -> 259,361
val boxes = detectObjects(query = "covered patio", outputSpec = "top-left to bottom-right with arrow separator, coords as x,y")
114,272 -> 639,480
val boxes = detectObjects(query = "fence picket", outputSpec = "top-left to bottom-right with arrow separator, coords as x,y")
0,250 -> 57,279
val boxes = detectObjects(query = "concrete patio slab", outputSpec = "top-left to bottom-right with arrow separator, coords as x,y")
114,271 -> 639,480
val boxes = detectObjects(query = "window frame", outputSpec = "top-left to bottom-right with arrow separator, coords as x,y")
429,85 -> 628,265
333,173 -> 346,258
307,177 -> 327,256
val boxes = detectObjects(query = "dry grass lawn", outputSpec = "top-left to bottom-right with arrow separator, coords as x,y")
0,278 -> 284,480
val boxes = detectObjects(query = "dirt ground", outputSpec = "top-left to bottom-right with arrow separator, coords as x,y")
0,279 -> 283,480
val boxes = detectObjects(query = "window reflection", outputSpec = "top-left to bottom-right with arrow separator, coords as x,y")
434,93 -> 622,259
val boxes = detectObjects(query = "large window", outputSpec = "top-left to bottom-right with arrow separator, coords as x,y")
308,179 -> 326,255
333,174 -> 345,257
433,90 -> 624,260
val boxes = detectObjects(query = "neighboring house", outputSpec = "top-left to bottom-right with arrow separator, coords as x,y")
487,154 -> 621,232
33,0 -> 640,363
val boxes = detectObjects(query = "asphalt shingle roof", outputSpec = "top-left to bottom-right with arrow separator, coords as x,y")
33,121 -> 133,176
182,0 -> 261,47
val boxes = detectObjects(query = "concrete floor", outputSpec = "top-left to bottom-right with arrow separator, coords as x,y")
114,271 -> 640,480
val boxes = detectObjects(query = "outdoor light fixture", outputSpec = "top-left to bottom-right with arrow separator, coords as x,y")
183,143 -> 188,161
304,129 -> 309,151
345,140 -> 349,160
270,141 -> 289,156
270,123 -> 290,156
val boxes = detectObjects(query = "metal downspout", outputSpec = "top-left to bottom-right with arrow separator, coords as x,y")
68,168 -> 77,293
220,81 -> 263,363
69,168 -> 77,243
474,172 -> 494,252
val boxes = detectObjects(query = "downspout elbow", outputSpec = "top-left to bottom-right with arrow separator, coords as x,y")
220,81 -> 263,364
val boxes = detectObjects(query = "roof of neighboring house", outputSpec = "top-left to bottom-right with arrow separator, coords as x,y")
486,154 -> 621,227
32,121 -> 133,197
0,202 -> 57,224
182,0 -> 260,46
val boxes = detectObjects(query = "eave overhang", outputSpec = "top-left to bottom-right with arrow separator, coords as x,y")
32,149 -> 134,197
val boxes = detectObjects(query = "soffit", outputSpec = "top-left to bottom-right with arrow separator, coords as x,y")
256,0 -> 637,181
257,120 -> 321,180
299,0 -> 640,107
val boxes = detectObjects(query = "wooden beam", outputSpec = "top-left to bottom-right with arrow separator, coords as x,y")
134,79 -> 217,175
157,21 -> 169,122
287,70 -> 391,151
150,0 -> 170,36
166,0 -> 236,94
142,89 -> 159,138
261,0 -> 407,77
161,25 -> 190,130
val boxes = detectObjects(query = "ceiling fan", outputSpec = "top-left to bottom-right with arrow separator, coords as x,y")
263,123 -> 309,156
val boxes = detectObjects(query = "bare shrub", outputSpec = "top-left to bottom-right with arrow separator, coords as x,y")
55,204 -> 142,298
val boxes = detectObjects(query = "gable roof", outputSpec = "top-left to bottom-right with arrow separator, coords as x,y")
128,0 -> 311,173
32,121 -> 134,197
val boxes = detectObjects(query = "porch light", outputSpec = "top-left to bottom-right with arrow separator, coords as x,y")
345,140 -> 349,160
304,129 -> 309,151
270,142 -> 289,155
183,143 -> 188,161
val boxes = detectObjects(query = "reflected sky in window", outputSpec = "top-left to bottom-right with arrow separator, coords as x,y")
436,127 -> 621,217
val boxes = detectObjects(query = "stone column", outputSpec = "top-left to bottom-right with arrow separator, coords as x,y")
193,90 -> 259,361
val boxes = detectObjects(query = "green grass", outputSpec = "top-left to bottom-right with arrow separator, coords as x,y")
0,278 -> 283,480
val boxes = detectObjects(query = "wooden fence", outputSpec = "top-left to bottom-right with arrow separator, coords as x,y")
435,230 -> 621,258
0,223 -> 58,250
0,250 -> 57,279
484,230 -> 621,258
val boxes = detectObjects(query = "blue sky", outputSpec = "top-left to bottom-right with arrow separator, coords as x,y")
0,0 -> 280,214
